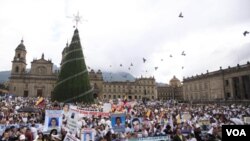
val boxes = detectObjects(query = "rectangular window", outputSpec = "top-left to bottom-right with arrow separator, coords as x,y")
23,90 -> 28,97
225,80 -> 229,86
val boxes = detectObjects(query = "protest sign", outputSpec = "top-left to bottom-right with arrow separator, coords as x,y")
244,117 -> 250,124
182,112 -> 191,121
64,133 -> 80,141
66,109 -> 79,135
198,120 -> 210,126
70,106 -> 109,118
81,128 -> 95,141
128,136 -> 170,141
103,103 -> 112,112
44,110 -> 63,132
111,113 -> 126,132
131,117 -> 141,132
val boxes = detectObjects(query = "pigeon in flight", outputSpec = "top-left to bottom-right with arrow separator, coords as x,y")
143,58 -> 147,63
128,67 -> 131,70
109,65 -> 112,67
182,66 -> 184,69
243,31 -> 249,36
155,67 -> 158,70
130,63 -> 133,66
120,64 -> 122,67
181,51 -> 186,56
179,12 -> 184,18
170,54 -> 173,58
87,66 -> 91,69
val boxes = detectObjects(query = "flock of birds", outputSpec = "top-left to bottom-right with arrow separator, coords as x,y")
86,12 -> 249,81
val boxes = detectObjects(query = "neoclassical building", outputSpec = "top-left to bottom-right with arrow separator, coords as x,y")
183,62 -> 250,102
8,40 -> 157,100
102,76 -> 157,100
9,40 -> 58,97
157,76 -> 183,101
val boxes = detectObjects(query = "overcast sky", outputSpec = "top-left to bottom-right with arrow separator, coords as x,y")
0,0 -> 250,83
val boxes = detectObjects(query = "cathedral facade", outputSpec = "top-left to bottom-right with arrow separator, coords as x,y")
9,40 -> 58,97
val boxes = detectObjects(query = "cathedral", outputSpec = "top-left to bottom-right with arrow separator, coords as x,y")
8,39 -> 58,97
8,39 -> 159,100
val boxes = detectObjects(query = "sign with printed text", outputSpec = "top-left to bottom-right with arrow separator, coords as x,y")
64,133 -> 80,141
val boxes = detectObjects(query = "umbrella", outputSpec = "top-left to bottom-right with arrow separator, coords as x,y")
17,107 -> 40,113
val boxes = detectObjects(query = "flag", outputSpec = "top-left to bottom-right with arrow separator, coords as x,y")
176,114 -> 181,124
35,97 -> 45,108
146,110 -> 151,117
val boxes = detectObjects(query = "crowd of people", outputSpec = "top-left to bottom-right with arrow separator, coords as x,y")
0,95 -> 249,141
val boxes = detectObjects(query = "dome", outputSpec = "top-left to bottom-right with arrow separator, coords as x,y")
16,39 -> 26,51
169,75 -> 181,87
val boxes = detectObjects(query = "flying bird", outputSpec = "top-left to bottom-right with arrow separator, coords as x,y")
155,67 -> 158,70
143,58 -> 147,63
120,64 -> 122,67
161,59 -> 163,61
181,51 -> 186,56
109,65 -> 112,67
243,31 -> 249,36
128,67 -> 131,70
170,54 -> 173,58
130,63 -> 133,66
182,66 -> 184,69
179,12 -> 184,18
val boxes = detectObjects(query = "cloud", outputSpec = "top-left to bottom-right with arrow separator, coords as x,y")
0,0 -> 250,83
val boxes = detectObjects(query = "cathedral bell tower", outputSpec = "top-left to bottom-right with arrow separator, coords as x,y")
11,39 -> 27,74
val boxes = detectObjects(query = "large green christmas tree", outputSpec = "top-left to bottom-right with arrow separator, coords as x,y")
52,28 -> 93,103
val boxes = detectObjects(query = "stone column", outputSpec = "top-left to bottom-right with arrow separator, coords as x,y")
239,76 -> 245,100
228,78 -> 234,99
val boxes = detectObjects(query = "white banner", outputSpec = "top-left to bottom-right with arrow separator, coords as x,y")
128,136 -> 170,141
102,103 -> 112,112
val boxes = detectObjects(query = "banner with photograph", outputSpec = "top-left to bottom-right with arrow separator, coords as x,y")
66,108 -> 79,135
131,117 -> 142,132
81,128 -> 95,141
128,136 -> 170,141
111,113 -> 126,132
44,110 -> 63,132
64,133 -> 80,141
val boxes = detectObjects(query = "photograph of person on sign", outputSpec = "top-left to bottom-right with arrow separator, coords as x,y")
48,117 -> 59,129
111,113 -> 125,132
